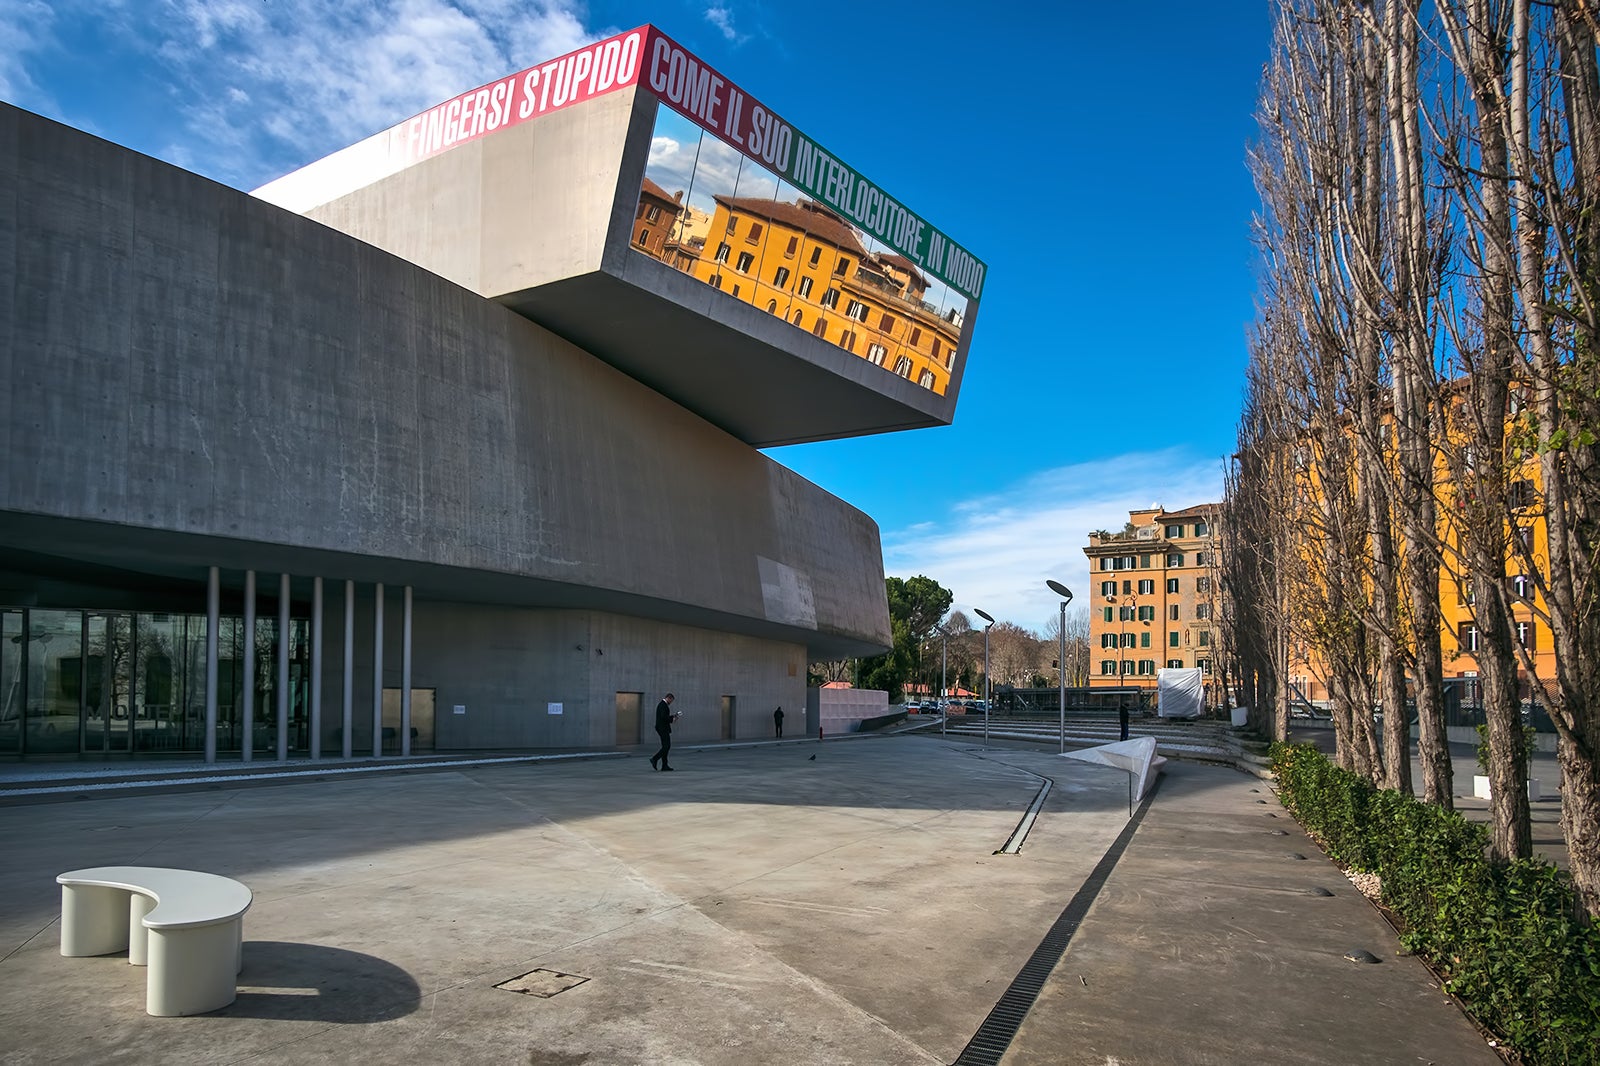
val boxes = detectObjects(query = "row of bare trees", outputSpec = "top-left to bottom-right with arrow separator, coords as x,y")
813,604 -> 1093,701
930,610 -> 1093,695
1229,0 -> 1600,918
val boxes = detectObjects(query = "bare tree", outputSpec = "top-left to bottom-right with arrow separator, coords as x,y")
1040,607 -> 1092,688
1435,0 -> 1533,861
1437,0 -> 1600,903
1530,0 -> 1600,921
988,621 -> 1044,689
809,659 -> 853,685
1237,0 -> 1600,907
1251,0 -> 1391,779
1376,0 -> 1455,805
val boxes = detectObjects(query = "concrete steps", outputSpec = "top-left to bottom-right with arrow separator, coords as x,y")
931,715 -> 1275,776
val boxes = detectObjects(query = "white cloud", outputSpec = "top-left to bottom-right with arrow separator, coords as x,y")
881,448 -> 1226,633
0,0 -> 57,103
704,6 -> 741,43
16,0 -> 609,189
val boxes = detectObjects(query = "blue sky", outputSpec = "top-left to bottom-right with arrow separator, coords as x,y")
1,0 -> 1271,632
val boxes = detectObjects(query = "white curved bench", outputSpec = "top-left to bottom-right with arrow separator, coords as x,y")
58,866 -> 253,1017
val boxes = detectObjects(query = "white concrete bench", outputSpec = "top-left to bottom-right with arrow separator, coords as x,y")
57,866 -> 253,1017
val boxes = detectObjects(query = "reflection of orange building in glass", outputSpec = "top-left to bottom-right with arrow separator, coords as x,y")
633,178 -> 679,259
636,188 -> 961,394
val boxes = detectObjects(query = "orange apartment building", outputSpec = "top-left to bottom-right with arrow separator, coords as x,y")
1285,489 -> 1558,714
1083,505 -> 1222,702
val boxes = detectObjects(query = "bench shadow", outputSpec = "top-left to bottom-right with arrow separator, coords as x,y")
225,941 -> 422,1023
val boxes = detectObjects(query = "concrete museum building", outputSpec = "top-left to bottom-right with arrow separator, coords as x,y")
0,26 -> 986,762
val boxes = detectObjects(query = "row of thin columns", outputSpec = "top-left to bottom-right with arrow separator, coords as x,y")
201,567 -> 412,764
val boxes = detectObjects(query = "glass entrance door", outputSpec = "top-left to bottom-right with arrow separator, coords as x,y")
83,613 -> 132,754
25,610 -> 84,755
1,610 -> 22,755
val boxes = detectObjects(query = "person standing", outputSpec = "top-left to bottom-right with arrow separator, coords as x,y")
773,705 -> 784,738
650,693 -> 677,771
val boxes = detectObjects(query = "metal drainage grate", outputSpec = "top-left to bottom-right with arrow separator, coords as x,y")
953,776 -> 1163,1066
495,968 -> 589,998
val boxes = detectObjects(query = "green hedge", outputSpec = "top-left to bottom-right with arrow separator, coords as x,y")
1271,742 -> 1600,1065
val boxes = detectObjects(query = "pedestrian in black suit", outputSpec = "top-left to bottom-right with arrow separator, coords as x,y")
773,705 -> 784,738
650,693 -> 677,771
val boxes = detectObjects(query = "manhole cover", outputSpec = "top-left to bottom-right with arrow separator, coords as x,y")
495,968 -> 589,998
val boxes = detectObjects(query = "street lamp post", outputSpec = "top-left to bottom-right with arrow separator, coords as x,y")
1047,580 -> 1073,753
939,623 -> 949,738
975,609 -> 994,746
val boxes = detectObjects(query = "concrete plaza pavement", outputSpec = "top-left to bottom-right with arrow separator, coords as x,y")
0,735 -> 1501,1064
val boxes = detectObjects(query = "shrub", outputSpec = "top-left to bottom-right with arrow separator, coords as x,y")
1476,722 -> 1538,775
1269,742 -> 1600,1065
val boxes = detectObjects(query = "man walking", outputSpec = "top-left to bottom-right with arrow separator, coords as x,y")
773,705 -> 784,738
650,693 -> 677,771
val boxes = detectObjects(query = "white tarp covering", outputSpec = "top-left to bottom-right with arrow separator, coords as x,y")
1058,736 -> 1166,800
1157,667 -> 1205,719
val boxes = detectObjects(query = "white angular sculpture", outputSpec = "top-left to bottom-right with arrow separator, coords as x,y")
1059,736 -> 1166,800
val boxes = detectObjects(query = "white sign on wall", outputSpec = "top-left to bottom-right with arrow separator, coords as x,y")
548,702 -> 564,715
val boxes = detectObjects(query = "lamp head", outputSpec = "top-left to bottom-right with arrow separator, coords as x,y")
1046,579 -> 1073,603
974,608 -> 994,626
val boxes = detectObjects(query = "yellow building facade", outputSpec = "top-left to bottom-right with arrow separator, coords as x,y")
1284,444 -> 1558,713
1083,505 -> 1222,700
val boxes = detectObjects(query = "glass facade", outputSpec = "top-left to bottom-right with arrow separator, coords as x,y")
0,606 -> 309,759
631,106 -> 974,395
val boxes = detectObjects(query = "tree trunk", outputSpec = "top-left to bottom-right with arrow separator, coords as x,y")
1438,0 -> 1534,861
1532,1 -> 1600,916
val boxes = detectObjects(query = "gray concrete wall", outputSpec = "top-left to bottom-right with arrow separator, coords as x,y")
315,595 -> 806,751
0,104 -> 891,662
303,88 -> 637,298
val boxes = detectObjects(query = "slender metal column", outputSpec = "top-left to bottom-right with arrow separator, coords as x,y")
310,577 -> 323,759
18,609 -> 28,758
372,583 -> 385,758
342,580 -> 354,758
1058,601 -> 1068,753
205,567 -> 219,764
242,571 -> 256,762
79,614 -> 90,753
973,609 -> 995,744
940,629 -> 948,738
277,573 -> 290,761
401,586 -> 413,757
